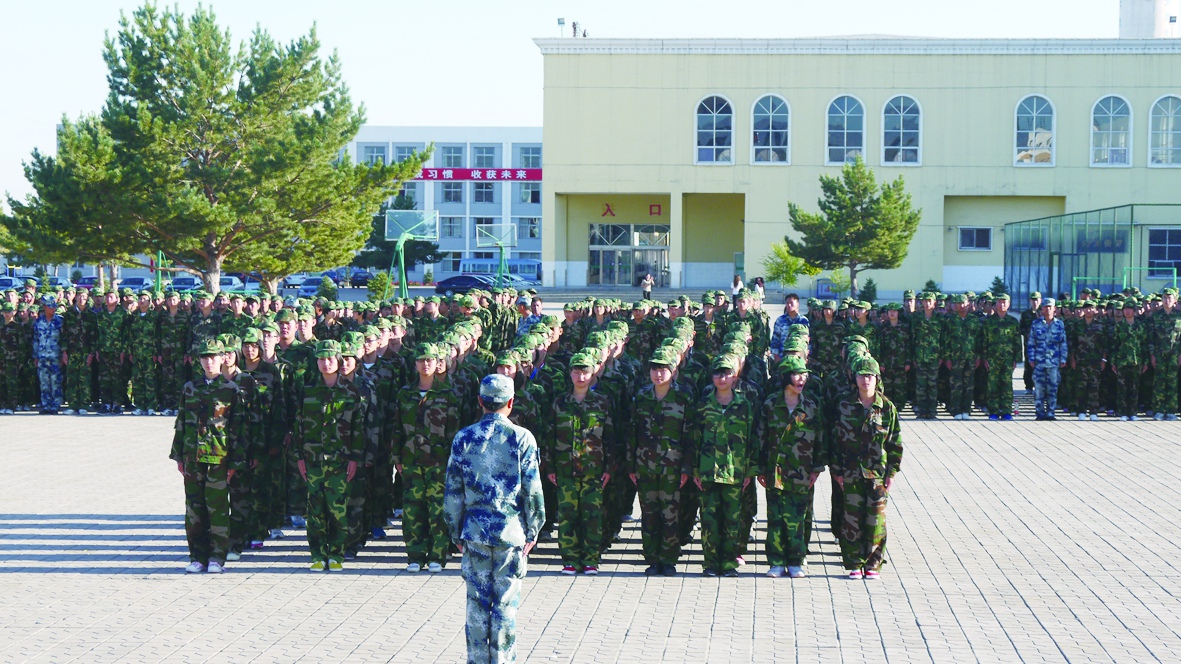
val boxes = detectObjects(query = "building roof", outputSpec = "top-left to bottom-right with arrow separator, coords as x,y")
534,37 -> 1181,56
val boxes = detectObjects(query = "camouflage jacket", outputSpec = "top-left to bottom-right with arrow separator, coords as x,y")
31,313 -> 63,359
942,313 -> 981,363
829,393 -> 902,482
294,376 -> 366,464
1027,317 -> 1068,367
392,380 -> 461,468
688,390 -> 758,484
757,390 -> 826,491
810,319 -> 846,374
1148,309 -> 1181,358
444,413 -> 546,548
1110,318 -> 1145,368
845,319 -> 878,357
628,383 -> 695,476
981,314 -> 1022,364
875,320 -> 910,371
60,306 -> 90,356
220,313 -> 256,340
910,313 -> 942,365
548,389 -> 617,477
414,315 -> 448,343
157,310 -> 191,362
237,361 -> 285,459
693,315 -> 724,358
277,341 -> 316,427
187,312 -> 221,355
1071,318 -> 1108,366
344,368 -> 382,466
94,307 -> 128,354
126,310 -> 159,360
170,376 -> 243,468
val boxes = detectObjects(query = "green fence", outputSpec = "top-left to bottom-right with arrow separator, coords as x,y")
1005,204 -> 1181,303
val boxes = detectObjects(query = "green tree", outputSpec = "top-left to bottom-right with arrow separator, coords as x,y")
4,4 -> 426,293
351,195 -> 443,274
786,157 -> 921,297
760,241 -> 820,288
859,277 -> 878,303
828,270 -> 851,298
367,271 -> 391,302
923,279 -> 940,293
316,276 -> 338,300
989,275 -> 1008,296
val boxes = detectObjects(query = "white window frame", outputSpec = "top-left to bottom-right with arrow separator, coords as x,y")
958,227 -> 993,252
473,182 -> 496,204
440,216 -> 464,239
1149,95 -> 1181,168
394,145 -> 417,163
517,217 -> 540,239
1148,227 -> 1181,279
441,182 -> 463,204
361,145 -> 387,166
750,94 -> 790,166
694,94 -> 734,165
881,94 -> 922,167
1014,94 -> 1056,167
519,146 -> 542,168
473,146 -> 497,169
1089,95 -> 1133,168
825,94 -> 866,166
440,146 -> 465,169
519,182 -> 541,204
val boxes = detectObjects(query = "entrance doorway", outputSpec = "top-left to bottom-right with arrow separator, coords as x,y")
587,223 -> 670,287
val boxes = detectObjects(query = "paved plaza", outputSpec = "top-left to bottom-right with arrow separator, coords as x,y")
2,413 -> 1181,663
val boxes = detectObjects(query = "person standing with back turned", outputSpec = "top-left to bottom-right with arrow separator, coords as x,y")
445,373 -> 546,664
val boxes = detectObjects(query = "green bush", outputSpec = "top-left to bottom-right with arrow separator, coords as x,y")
923,279 -> 940,293
860,278 -> 878,303
316,276 -> 338,300
989,275 -> 1008,295
367,272 -> 391,302
423,269 -> 434,285
71,269 -> 83,282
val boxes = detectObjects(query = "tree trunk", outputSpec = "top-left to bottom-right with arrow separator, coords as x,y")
205,257 -> 222,294
849,264 -> 860,299
262,278 -> 280,296
97,263 -> 106,290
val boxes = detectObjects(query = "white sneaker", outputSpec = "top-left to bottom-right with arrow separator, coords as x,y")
132,409 -> 145,416
766,565 -> 785,578
207,562 -> 224,574
1120,416 -> 1129,421
147,409 -> 157,416
1078,413 -> 1087,421
427,562 -> 443,573
962,413 -> 971,420
1168,414 -> 1179,421
1090,414 -> 1099,421
952,413 -> 962,420
63,409 -> 76,415
405,563 -> 421,573
78,408 -> 88,415
787,566 -> 806,578
184,561 -> 206,574
269,529 -> 285,539
1154,413 -> 1165,421
1130,415 -> 1139,421
226,552 -> 241,561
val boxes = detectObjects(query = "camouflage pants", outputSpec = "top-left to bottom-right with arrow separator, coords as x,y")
1152,358 -> 1180,415
985,361 -> 1015,415
765,486 -> 814,567
64,356 -> 92,409
461,541 -> 524,664
286,443 -> 307,518
599,474 -> 625,551
0,358 -> 13,410
183,462 -> 230,565
636,471 -> 681,565
830,470 -> 845,543
1115,368 -> 1141,417
542,473 -> 559,533
556,473 -> 603,567
839,477 -> 888,571
677,481 -> 700,545
130,356 -> 158,410
228,466 -> 254,553
305,458 -> 349,563
914,360 -> 940,416
946,359 -> 975,416
1032,365 -> 1060,418
738,481 -> 757,556
699,481 -> 743,573
880,366 -> 907,406
403,465 -> 450,566
20,357 -> 37,406
256,449 -> 286,532
366,454 -> 394,530
35,358 -> 63,410
97,352 -> 126,406
158,356 -> 185,411
346,465 -> 370,551
1075,365 -> 1102,415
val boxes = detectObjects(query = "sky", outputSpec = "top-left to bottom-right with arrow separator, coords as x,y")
0,0 -> 1123,204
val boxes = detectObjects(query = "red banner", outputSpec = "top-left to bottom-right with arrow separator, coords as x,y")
413,168 -> 541,182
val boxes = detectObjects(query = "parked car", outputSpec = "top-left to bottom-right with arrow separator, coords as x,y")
44,276 -> 73,289
298,275 -> 330,298
0,276 -> 22,290
117,277 -> 153,292
321,268 -> 348,286
434,274 -> 496,296
170,276 -> 202,292
280,273 -> 310,289
350,269 -> 375,287
218,276 -> 245,292
501,273 -> 540,289
75,276 -> 101,290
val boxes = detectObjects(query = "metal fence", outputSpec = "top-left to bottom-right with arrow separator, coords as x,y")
1004,204 -> 1181,303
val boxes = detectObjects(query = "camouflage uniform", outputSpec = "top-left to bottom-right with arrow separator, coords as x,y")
61,303 -> 93,410
1148,307 -> 1181,417
393,380 -> 461,567
126,308 -> 160,411
688,388 -> 757,574
32,309 -> 64,411
941,311 -> 981,417
810,318 -> 846,377
981,311 -> 1022,416
239,358 -> 286,539
1027,315 -> 1069,419
444,408 -> 545,664
548,389 -> 616,569
295,369 -> 366,565
0,313 -> 20,411
910,311 -> 942,418
629,382 -> 694,568
277,340 -> 315,518
170,361 -> 243,567
1071,317 -> 1108,416
757,387 -> 826,568
875,319 -> 910,404
829,391 -> 902,572
94,306 -> 129,408
157,309 -> 191,411
1111,317 -> 1146,418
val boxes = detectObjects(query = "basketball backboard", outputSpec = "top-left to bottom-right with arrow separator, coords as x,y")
385,210 -> 439,242
475,223 -> 517,248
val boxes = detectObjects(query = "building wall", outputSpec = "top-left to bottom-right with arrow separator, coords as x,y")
941,195 -> 1066,290
538,39 -> 1181,297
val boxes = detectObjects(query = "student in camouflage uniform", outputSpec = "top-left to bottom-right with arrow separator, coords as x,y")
61,291 -> 93,414
295,340 -> 365,571
32,295 -> 65,413
1148,287 -> 1181,420
170,339 -> 243,573
910,293 -> 942,419
1027,299 -> 1069,420
444,374 -> 546,664
942,294 -> 981,419
875,303 -> 910,404
94,290 -> 129,413
1070,301 -> 1108,420
157,290 -> 191,415
1111,300 -> 1146,420
757,356 -> 826,579
0,303 -> 20,413
981,294 -> 1022,420
127,291 -> 161,414
628,347 -> 694,576
548,351 -> 616,575
393,342 -> 461,573
829,357 -> 902,579
810,301 -> 846,377
237,327 -> 286,546
688,354 -> 757,577
1019,292 -> 1042,391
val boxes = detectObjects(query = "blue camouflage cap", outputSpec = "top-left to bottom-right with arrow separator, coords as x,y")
479,374 -> 515,402
39,295 -> 58,307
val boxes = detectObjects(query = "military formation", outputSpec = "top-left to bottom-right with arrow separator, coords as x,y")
11,275 -> 1181,581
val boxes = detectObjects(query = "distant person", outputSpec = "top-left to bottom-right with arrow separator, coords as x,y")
752,277 -> 765,300
640,273 -> 655,301
731,275 -> 744,306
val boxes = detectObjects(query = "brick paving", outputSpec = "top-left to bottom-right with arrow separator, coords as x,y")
2,413 -> 1181,662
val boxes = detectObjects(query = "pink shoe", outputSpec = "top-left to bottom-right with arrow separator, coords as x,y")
848,570 -> 864,579
865,570 -> 881,580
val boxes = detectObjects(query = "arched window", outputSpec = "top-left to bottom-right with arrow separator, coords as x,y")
752,95 -> 789,163
1015,95 -> 1055,166
883,95 -> 921,164
696,96 -> 733,163
1091,96 -> 1132,166
1150,95 -> 1181,166
827,96 -> 864,165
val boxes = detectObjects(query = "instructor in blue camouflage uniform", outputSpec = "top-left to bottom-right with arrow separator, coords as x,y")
444,373 -> 546,664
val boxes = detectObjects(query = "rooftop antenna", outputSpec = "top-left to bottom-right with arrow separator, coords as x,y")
557,17 -> 565,37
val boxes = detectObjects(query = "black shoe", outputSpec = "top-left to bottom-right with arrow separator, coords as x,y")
1047,415 -> 1057,421
344,549 -> 357,561
702,568 -> 718,577
644,564 -> 660,576
722,568 -> 740,577
662,564 -> 677,576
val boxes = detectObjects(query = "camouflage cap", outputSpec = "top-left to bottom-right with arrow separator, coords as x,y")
919,291 -> 936,301
241,328 -> 264,344
313,340 -> 342,359
479,374 -> 515,402
216,334 -> 242,353
568,351 -> 598,369
584,331 -> 609,349
950,294 -> 968,304
995,293 -> 1011,302
779,356 -> 810,375
854,356 -> 881,376
1163,287 -> 1179,296
711,354 -> 739,372
784,336 -> 809,353
414,342 -> 440,360
0,302 -> 15,313
359,325 -> 379,338
119,287 -> 134,297
228,291 -> 244,301
39,295 -> 58,307
273,309 -> 297,323
1030,291 -> 1042,299
648,348 -> 678,367
340,338 -> 364,358
195,339 -> 225,357
388,315 -> 408,329
822,299 -> 837,309
903,289 -> 916,298
495,350 -> 520,367
258,320 -> 280,334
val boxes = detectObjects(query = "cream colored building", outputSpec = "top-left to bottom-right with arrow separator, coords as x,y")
536,37 -> 1181,297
